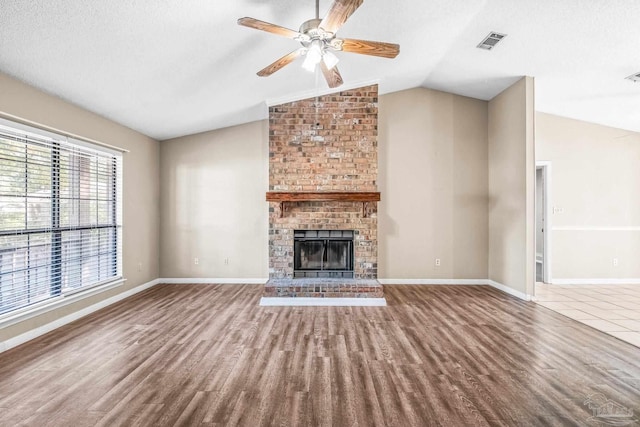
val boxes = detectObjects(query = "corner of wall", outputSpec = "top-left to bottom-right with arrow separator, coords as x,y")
487,76 -> 536,297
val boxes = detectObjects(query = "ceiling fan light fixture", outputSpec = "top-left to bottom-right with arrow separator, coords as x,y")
322,50 -> 339,69
302,41 -> 323,72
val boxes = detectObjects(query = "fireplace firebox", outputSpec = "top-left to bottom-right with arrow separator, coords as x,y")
294,230 -> 354,278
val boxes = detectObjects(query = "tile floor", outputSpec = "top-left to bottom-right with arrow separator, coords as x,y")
535,282 -> 640,348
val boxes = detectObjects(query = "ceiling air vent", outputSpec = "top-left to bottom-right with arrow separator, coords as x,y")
625,72 -> 640,82
477,32 -> 507,50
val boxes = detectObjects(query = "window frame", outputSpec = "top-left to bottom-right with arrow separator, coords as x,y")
0,117 -> 123,323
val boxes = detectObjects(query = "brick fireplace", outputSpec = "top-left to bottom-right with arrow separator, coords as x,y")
264,85 -> 383,300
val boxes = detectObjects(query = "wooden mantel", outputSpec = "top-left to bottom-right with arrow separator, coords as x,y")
266,191 -> 380,203
266,191 -> 381,217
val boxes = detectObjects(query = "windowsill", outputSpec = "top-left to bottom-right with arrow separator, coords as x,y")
0,277 -> 126,330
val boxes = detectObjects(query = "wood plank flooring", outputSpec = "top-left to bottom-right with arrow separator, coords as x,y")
0,284 -> 639,426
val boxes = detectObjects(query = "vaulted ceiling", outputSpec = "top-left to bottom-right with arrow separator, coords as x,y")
1,0 -> 639,140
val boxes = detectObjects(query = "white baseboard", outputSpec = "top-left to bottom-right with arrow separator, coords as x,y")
550,278 -> 640,285
378,279 -> 488,285
158,278 -> 268,285
260,297 -> 387,306
0,278 -> 161,354
486,280 -> 531,301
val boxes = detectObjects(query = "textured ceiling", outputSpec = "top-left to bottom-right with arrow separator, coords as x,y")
1,0 -> 639,140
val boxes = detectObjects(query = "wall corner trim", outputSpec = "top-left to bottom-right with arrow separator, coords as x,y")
0,278 -> 162,354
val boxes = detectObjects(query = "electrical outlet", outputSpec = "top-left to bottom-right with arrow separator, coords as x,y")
194,257 -> 199,265
137,262 -> 142,272
224,258 -> 229,265
435,258 -> 441,267
553,206 -> 564,214
613,258 -> 619,267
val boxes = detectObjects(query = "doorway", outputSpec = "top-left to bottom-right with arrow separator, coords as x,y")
535,162 -> 551,284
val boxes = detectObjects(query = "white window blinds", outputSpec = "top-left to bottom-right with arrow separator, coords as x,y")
0,119 -> 122,315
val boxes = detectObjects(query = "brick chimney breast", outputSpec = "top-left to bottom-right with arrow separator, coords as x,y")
268,85 -> 379,282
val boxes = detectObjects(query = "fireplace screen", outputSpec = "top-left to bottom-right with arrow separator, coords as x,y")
294,230 -> 354,278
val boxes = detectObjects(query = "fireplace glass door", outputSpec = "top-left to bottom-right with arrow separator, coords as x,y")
296,240 -> 324,270
294,230 -> 354,278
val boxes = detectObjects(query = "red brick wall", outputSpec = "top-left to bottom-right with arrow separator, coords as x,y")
268,85 -> 379,279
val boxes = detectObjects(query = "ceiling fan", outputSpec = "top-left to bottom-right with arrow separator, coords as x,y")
237,0 -> 400,88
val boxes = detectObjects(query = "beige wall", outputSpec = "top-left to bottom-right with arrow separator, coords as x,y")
488,77 -> 536,295
159,88 -> 490,281
377,88 -> 489,279
536,112 -> 640,280
0,72 -> 160,342
160,121 -> 269,279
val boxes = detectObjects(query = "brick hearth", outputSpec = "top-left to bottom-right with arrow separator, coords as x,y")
266,85 -> 382,299
264,278 -> 383,298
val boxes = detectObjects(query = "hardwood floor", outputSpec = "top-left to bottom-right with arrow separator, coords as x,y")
1,284 -> 639,426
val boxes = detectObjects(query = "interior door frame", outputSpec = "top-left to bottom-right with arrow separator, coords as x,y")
536,161 -> 552,284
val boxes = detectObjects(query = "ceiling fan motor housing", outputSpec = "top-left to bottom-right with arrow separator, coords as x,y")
298,18 -> 338,49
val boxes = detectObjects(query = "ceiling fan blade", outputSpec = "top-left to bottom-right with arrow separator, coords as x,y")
257,49 -> 305,77
340,38 -> 400,58
237,17 -> 301,39
320,62 -> 343,88
319,0 -> 364,34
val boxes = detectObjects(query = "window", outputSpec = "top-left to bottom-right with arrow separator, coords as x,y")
0,119 -> 122,315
